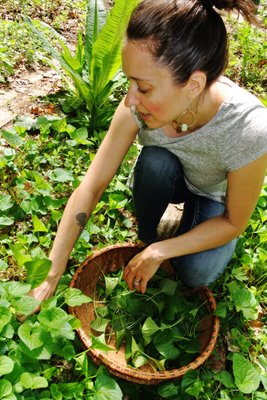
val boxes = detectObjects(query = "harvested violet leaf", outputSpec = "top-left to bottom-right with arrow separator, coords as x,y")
91,268 -> 212,371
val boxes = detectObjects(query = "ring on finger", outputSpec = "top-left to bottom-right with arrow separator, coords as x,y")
134,279 -> 141,285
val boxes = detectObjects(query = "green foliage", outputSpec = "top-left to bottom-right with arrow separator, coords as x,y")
0,0 -> 266,398
0,0 -> 87,82
0,278 -> 122,398
226,5 -> 267,101
91,269 -> 209,371
25,0 -> 139,133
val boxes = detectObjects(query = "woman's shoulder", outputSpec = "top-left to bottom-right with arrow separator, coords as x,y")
219,76 -> 266,112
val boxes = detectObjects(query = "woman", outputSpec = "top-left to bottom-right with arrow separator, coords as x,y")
31,0 -> 267,302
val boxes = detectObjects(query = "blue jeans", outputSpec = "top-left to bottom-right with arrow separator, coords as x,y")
132,146 -> 237,288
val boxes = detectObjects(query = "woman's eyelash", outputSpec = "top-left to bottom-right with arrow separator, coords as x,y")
138,87 -> 149,94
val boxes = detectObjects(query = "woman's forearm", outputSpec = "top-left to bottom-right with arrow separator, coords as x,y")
47,185 -> 102,279
150,214 -> 241,263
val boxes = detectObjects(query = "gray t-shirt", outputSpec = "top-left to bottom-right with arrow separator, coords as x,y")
130,77 -> 267,203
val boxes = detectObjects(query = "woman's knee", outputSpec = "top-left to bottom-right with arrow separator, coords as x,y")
172,239 -> 237,288
134,146 -> 183,184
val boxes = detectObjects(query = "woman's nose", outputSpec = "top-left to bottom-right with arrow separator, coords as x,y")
124,84 -> 140,108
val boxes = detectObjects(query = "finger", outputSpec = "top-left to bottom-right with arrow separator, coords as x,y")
140,280 -> 147,294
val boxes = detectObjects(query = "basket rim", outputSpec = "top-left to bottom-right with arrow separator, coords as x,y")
69,243 -> 220,384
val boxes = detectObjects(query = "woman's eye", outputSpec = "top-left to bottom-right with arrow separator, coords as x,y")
138,87 -> 149,94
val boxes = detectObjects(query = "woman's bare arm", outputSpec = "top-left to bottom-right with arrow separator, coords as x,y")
124,153 -> 267,293
30,99 -> 138,302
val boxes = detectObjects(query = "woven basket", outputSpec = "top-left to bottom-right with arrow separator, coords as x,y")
69,243 -> 220,385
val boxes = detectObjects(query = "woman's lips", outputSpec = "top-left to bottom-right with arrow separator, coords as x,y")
139,111 -> 151,121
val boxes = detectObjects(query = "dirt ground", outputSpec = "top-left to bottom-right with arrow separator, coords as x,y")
0,67 -> 64,128
0,0 -> 114,129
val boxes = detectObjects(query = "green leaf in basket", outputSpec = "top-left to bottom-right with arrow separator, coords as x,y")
159,278 -> 178,296
141,317 -> 160,344
91,335 -> 113,353
90,317 -> 111,332
153,331 -> 180,360
104,276 -> 119,296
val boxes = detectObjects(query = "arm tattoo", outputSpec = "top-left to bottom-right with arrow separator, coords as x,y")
76,212 -> 87,235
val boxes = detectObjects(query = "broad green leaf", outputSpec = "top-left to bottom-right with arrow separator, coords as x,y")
233,353 -> 261,393
215,370 -> 235,388
0,216 -> 14,227
9,243 -> 31,267
0,194 -> 14,211
141,317 -> 160,344
214,301 -> 228,318
159,278 -> 177,296
0,307 -> 12,333
94,371 -> 123,400
24,257 -> 52,288
158,382 -> 180,398
32,214 -> 48,232
0,356 -> 14,376
185,380 -> 204,398
91,335 -> 113,352
7,281 -> 31,297
90,317 -> 110,332
50,168 -> 74,182
91,0 -> 139,95
38,308 -> 69,330
84,0 -> 106,72
0,260 -> 8,271
104,276 -> 119,296
232,288 -> 259,319
181,370 -> 199,393
0,380 -> 12,398
153,331 -> 180,360
132,354 -> 148,368
18,321 -> 47,350
64,288 -> 92,307
11,294 -> 40,315
70,127 -> 88,141
20,372 -> 48,389
96,305 -> 109,317
50,321 -> 74,340
19,341 -> 52,360
1,129 -> 24,147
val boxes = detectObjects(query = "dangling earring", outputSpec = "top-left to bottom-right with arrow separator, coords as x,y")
172,105 -> 197,133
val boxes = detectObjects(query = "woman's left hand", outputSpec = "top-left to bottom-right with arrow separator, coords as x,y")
123,245 -> 162,294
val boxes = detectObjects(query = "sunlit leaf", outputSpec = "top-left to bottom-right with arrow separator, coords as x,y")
64,288 -> 92,307
0,356 -> 14,376
233,353 -> 261,394
25,257 -> 52,288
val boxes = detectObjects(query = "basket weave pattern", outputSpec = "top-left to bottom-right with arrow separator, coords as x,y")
69,243 -> 220,385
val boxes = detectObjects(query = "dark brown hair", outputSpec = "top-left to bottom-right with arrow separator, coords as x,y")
126,0 -> 260,86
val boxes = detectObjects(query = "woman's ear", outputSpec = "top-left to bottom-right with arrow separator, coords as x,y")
187,71 -> 207,99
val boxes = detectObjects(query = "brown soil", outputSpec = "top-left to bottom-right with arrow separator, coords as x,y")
0,0 -> 114,130
0,67 -> 64,128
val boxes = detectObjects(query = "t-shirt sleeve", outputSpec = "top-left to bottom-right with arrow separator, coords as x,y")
223,102 -> 267,171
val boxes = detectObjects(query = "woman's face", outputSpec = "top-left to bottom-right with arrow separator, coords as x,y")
122,40 -> 189,129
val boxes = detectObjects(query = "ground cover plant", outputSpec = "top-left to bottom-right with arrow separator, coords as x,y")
0,0 -> 266,398
0,0 -> 88,83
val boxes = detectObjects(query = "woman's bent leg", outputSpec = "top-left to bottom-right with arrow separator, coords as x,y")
133,146 -> 189,243
172,196 -> 237,288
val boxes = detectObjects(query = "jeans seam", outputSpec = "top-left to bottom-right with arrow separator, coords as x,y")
190,196 -> 200,229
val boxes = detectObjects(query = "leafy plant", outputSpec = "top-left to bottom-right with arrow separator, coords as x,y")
90,269 -> 208,371
25,0 -> 139,133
